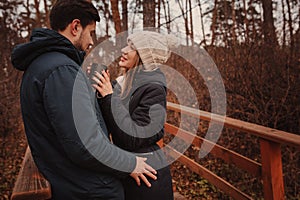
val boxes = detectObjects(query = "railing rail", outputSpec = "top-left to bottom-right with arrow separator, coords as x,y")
167,102 -> 300,148
165,102 -> 300,200
164,123 -> 262,177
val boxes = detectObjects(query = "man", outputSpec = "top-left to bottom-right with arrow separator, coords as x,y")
11,1 -> 156,199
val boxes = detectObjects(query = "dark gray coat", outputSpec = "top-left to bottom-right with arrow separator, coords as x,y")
11,28 -> 136,200
98,69 -> 173,200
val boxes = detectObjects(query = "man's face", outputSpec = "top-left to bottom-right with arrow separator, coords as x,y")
74,22 -> 96,52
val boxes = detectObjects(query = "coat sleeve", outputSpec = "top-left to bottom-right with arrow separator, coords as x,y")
99,84 -> 166,151
42,65 -> 136,175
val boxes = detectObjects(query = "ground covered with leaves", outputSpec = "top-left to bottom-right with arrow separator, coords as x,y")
0,130 -> 27,200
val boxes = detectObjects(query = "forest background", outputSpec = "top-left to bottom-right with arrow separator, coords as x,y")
0,0 -> 299,199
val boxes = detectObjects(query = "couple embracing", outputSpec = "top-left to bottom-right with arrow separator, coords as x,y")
11,0 -> 175,199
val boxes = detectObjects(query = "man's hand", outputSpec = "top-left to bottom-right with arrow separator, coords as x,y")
130,157 -> 157,187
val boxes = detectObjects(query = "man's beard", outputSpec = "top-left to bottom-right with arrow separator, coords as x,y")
74,33 -> 84,51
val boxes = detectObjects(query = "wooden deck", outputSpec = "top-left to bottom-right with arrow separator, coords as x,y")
10,102 -> 300,200
11,147 -> 187,200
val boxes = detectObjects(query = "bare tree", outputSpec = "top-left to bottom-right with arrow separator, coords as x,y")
103,1 -> 110,36
261,0 -> 278,48
43,0 -> 50,27
242,0 -> 250,44
230,0 -> 237,47
110,0 -> 122,34
285,0 -> 295,61
157,0 -> 161,30
188,0 -> 194,45
143,0 -> 155,28
0,0 -> 24,138
121,0 -> 128,32
281,0 -> 287,47
162,0 -> 171,33
210,0 -> 218,46
177,0 -> 189,45
197,0 -> 207,45
33,0 -> 41,27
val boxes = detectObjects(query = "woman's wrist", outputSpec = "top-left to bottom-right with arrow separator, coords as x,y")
96,91 -> 103,99
96,91 -> 112,99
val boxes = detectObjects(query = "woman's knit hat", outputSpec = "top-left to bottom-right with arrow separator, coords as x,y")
127,31 -> 178,71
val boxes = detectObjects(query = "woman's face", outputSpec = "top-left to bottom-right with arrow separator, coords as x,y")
119,44 -> 138,70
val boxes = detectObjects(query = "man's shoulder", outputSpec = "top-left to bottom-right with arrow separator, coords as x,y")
26,51 -> 80,82
34,51 -> 78,68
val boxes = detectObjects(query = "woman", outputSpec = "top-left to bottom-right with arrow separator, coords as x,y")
92,31 -> 176,200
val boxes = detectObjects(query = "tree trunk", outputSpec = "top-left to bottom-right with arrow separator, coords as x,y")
188,0 -> 194,45
242,0 -> 249,44
231,0 -> 237,47
281,0 -> 286,47
285,0 -> 294,60
162,0 -> 171,33
110,0 -> 122,34
261,0 -> 277,48
43,0 -> 50,28
261,0 -> 277,69
197,0 -> 206,46
33,0 -> 41,28
178,0 -> 189,45
25,0 -> 31,34
157,0 -> 161,31
210,0 -> 218,46
143,0 -> 155,29
121,0 -> 128,32
103,1 -> 110,37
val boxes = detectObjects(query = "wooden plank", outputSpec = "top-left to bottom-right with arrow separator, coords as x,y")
165,144 -> 253,200
165,123 -> 262,177
157,139 -> 164,148
11,147 -> 51,200
260,139 -> 285,200
167,102 -> 300,149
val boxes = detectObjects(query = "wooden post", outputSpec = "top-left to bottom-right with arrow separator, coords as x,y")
260,139 -> 285,200
157,138 -> 164,148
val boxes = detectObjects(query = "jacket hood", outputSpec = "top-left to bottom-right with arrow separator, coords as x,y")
11,28 -> 85,71
124,68 -> 167,100
133,68 -> 166,90
115,68 -> 167,101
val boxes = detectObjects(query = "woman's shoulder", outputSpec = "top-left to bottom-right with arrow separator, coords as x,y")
136,81 -> 166,92
131,83 -> 166,103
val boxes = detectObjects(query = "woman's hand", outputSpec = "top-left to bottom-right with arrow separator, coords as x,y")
92,70 -> 113,97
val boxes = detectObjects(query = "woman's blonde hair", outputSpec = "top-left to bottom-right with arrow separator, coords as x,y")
120,53 -> 144,99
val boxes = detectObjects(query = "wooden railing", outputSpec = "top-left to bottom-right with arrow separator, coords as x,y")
164,102 -> 300,200
11,147 -> 51,200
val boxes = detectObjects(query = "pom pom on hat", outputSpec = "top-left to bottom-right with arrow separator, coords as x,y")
127,31 -> 178,71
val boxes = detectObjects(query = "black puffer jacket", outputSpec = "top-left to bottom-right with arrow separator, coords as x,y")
11,28 -> 137,200
98,69 -> 173,200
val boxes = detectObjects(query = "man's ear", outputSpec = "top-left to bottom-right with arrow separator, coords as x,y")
71,19 -> 81,36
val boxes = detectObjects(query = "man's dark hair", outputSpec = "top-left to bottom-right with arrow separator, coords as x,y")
50,0 -> 100,31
